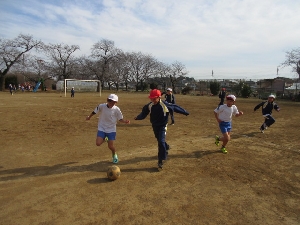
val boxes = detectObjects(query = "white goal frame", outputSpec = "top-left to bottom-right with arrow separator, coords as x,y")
64,79 -> 101,97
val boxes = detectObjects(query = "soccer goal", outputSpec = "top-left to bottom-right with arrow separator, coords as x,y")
63,79 -> 101,97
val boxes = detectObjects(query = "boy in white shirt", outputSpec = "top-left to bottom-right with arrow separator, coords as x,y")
214,95 -> 243,153
86,94 -> 130,163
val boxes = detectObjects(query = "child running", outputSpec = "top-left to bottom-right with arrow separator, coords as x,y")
214,94 -> 243,154
134,89 -> 189,170
164,88 -> 176,125
253,94 -> 280,133
86,94 -> 130,163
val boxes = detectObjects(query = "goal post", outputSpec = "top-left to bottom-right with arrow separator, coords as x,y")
64,79 -> 101,97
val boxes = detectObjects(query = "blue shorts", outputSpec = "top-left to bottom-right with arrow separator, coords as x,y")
97,131 -> 116,141
219,121 -> 232,134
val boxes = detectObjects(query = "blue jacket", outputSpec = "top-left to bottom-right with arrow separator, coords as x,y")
135,100 -> 189,126
254,101 -> 280,115
165,93 -> 175,104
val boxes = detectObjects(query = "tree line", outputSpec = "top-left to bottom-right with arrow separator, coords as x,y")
0,34 -> 188,92
1,34 -> 299,92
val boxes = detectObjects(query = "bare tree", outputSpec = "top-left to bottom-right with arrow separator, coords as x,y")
280,47 -> 300,79
43,43 -> 80,80
156,62 -> 171,91
90,39 -> 121,89
108,51 -> 131,91
0,34 -> 43,90
17,55 -> 50,91
169,61 -> 188,93
81,57 -> 100,79
128,51 -> 158,91
140,55 -> 158,91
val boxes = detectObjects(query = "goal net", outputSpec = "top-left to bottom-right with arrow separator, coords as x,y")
60,79 -> 101,97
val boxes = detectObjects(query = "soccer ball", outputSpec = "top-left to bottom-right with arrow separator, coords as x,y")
107,165 -> 121,180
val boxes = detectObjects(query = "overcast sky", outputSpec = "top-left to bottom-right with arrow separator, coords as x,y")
1,0 -> 299,80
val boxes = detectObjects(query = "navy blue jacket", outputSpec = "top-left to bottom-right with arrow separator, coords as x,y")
165,93 -> 176,104
254,101 -> 280,115
135,100 -> 189,126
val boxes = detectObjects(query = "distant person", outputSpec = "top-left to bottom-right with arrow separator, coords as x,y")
218,88 -> 226,107
214,95 -> 244,154
86,94 -> 130,164
134,89 -> 189,170
8,84 -> 13,95
71,87 -> 75,98
253,94 -> 280,133
165,88 -> 176,125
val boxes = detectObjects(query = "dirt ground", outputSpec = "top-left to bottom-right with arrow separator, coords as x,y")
0,90 -> 299,225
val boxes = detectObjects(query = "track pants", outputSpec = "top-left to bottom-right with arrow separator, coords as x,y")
152,125 -> 169,162
261,114 -> 275,130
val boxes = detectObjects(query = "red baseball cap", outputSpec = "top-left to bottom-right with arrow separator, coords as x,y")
149,89 -> 161,98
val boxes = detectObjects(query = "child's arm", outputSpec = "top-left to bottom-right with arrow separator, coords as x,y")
214,111 -> 221,123
86,111 -> 96,120
135,104 -> 150,120
254,102 -> 263,111
235,111 -> 244,117
119,119 -> 130,124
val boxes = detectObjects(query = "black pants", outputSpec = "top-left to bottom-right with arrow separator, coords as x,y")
170,111 -> 174,124
261,115 -> 275,130
219,98 -> 224,106
152,125 -> 169,162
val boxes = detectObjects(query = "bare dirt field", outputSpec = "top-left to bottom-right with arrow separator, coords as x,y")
0,90 -> 299,225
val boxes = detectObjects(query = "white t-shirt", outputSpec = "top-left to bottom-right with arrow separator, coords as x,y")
214,104 -> 239,122
93,103 -> 123,133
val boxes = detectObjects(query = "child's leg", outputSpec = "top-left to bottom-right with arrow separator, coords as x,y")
96,135 -> 105,146
265,115 -> 275,127
105,132 -> 117,153
170,111 -> 175,124
108,141 -> 118,163
152,125 -> 167,168
219,132 -> 230,147
107,141 -> 116,155
217,122 -> 231,148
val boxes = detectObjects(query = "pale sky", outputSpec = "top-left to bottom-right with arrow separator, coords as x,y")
1,0 -> 299,80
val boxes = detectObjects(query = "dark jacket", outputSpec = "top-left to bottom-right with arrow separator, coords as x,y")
165,93 -> 175,104
135,100 -> 189,126
254,101 -> 280,115
219,91 -> 226,99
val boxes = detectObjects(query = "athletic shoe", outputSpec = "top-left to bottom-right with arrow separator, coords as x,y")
170,122 -> 175,125
221,147 -> 227,154
260,128 -> 264,133
158,161 -> 163,170
166,144 -> 170,151
112,153 -> 118,164
215,135 -> 220,146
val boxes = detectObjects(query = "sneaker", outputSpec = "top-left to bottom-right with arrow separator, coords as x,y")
170,122 -> 175,125
112,153 -> 118,164
158,161 -> 163,170
260,128 -> 264,133
166,144 -> 170,151
261,123 -> 269,130
221,147 -> 227,154
215,135 -> 220,146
